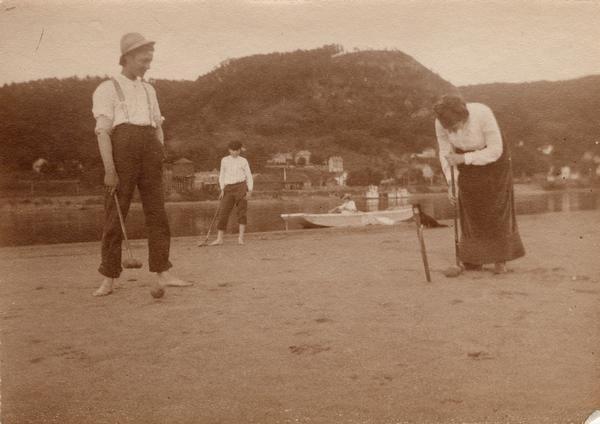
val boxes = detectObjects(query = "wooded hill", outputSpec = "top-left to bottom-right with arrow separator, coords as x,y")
0,45 -> 456,178
1,44 -> 598,181
461,76 -> 600,174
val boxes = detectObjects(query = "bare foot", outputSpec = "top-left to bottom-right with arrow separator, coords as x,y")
493,262 -> 508,274
158,271 -> 193,287
93,278 -> 114,297
238,238 -> 245,245
209,239 -> 223,246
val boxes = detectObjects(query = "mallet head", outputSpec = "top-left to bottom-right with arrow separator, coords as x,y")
443,265 -> 463,278
122,258 -> 143,269
150,287 -> 165,299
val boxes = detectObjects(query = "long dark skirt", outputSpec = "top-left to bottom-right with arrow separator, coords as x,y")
456,144 -> 525,265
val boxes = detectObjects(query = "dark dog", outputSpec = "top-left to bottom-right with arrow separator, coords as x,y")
418,209 -> 448,228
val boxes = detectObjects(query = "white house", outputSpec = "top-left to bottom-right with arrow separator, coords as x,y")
268,153 -> 294,165
334,171 -> 348,186
193,170 -> 219,189
328,156 -> 344,173
295,150 -> 311,165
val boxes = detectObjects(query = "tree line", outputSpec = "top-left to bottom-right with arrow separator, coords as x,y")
1,46 -> 598,188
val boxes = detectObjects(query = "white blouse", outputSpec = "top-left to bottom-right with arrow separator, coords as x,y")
435,102 -> 503,184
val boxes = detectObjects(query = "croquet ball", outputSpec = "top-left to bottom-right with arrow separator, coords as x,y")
150,287 -> 165,299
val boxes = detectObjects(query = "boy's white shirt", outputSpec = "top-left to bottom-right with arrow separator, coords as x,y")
219,155 -> 254,191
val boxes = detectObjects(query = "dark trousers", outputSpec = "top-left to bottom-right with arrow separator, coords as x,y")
98,124 -> 172,278
217,182 -> 248,231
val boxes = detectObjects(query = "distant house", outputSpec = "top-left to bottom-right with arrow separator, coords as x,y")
539,145 -> 554,155
172,158 -> 195,177
292,167 -> 328,187
333,171 -> 348,186
421,164 -> 435,183
323,171 -> 347,187
32,158 -> 48,173
193,170 -> 219,190
284,170 -> 311,190
328,156 -> 344,173
167,158 -> 195,192
582,151 -> 594,162
254,168 -> 327,191
294,150 -> 311,165
268,152 -> 294,165
254,173 -> 284,191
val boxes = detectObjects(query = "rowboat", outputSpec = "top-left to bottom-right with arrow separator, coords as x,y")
281,206 -> 414,229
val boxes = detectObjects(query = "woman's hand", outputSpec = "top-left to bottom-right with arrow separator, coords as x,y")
447,185 -> 457,205
445,153 -> 465,166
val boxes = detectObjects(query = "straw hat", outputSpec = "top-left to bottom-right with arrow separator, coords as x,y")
119,33 -> 154,63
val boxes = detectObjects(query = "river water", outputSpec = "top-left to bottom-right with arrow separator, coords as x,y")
0,190 -> 597,246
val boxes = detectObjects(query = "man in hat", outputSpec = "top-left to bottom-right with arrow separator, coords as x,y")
91,33 -> 191,296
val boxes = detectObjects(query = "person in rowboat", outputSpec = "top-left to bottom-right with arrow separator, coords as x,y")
329,193 -> 358,214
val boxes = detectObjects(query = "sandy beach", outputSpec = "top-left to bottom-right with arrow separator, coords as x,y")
1,210 -> 599,423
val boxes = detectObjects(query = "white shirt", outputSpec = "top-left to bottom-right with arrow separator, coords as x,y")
435,102 -> 503,184
339,200 -> 358,213
219,155 -> 254,191
92,74 -> 162,131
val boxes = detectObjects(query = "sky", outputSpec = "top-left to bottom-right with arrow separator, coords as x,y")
2,0 -> 600,87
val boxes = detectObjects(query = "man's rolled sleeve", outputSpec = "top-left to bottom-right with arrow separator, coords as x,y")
92,83 -> 115,133
95,115 -> 113,135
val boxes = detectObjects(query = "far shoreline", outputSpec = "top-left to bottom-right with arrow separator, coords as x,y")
0,183 -> 595,212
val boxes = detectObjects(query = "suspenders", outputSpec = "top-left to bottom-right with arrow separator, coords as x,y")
110,77 -> 155,126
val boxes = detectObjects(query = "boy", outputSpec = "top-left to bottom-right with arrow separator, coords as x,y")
210,141 -> 254,245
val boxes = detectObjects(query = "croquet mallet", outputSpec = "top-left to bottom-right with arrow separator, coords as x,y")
443,166 -> 463,278
197,203 -> 221,247
113,192 -> 143,269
